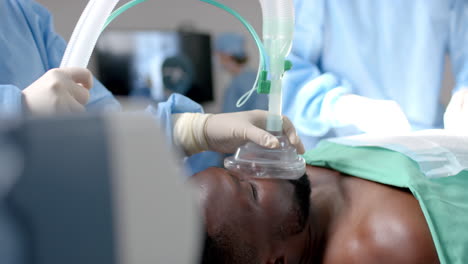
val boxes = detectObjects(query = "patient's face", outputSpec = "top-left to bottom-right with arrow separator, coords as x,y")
190,167 -> 311,261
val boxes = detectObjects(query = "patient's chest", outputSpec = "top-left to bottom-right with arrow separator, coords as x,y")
322,176 -> 439,264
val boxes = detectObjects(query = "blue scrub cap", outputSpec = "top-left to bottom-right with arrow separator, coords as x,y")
215,32 -> 246,58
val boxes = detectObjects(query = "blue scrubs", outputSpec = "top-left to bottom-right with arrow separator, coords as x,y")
222,68 -> 268,113
283,0 -> 468,148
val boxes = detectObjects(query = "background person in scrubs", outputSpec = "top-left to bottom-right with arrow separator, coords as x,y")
283,0 -> 468,148
215,32 -> 268,113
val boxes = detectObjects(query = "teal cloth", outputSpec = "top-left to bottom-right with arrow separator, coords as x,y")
304,141 -> 468,264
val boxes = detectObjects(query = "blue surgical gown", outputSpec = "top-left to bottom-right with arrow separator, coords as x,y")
222,67 -> 268,113
283,0 -> 468,148
0,1 -> 205,262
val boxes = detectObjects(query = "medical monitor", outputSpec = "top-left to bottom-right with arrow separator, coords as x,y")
95,30 -> 214,104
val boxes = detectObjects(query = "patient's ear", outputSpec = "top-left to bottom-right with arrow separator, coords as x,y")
266,256 -> 286,264
264,241 -> 289,264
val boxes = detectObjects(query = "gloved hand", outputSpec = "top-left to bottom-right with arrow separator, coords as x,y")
333,94 -> 411,134
173,110 -> 305,155
22,68 -> 92,115
444,88 -> 468,132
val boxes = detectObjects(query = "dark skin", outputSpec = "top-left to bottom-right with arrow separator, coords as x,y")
190,165 -> 440,264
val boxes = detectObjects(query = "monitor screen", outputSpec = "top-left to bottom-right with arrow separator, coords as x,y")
95,30 -> 213,104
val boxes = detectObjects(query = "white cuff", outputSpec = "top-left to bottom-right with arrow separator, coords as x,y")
172,113 -> 212,155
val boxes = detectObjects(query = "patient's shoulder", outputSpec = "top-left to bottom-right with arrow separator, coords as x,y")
325,180 -> 439,263
345,210 -> 439,264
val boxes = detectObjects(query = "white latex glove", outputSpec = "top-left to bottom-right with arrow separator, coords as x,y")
173,110 -> 305,155
22,68 -> 92,115
333,94 -> 411,135
444,88 -> 468,132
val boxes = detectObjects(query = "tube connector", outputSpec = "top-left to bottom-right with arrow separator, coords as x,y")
284,60 -> 293,71
257,81 -> 271,94
257,70 -> 271,94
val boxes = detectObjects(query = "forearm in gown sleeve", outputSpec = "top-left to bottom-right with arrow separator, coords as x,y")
0,85 -> 24,115
283,0 -> 352,137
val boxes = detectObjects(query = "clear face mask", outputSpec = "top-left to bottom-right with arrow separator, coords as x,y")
224,134 -> 306,180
